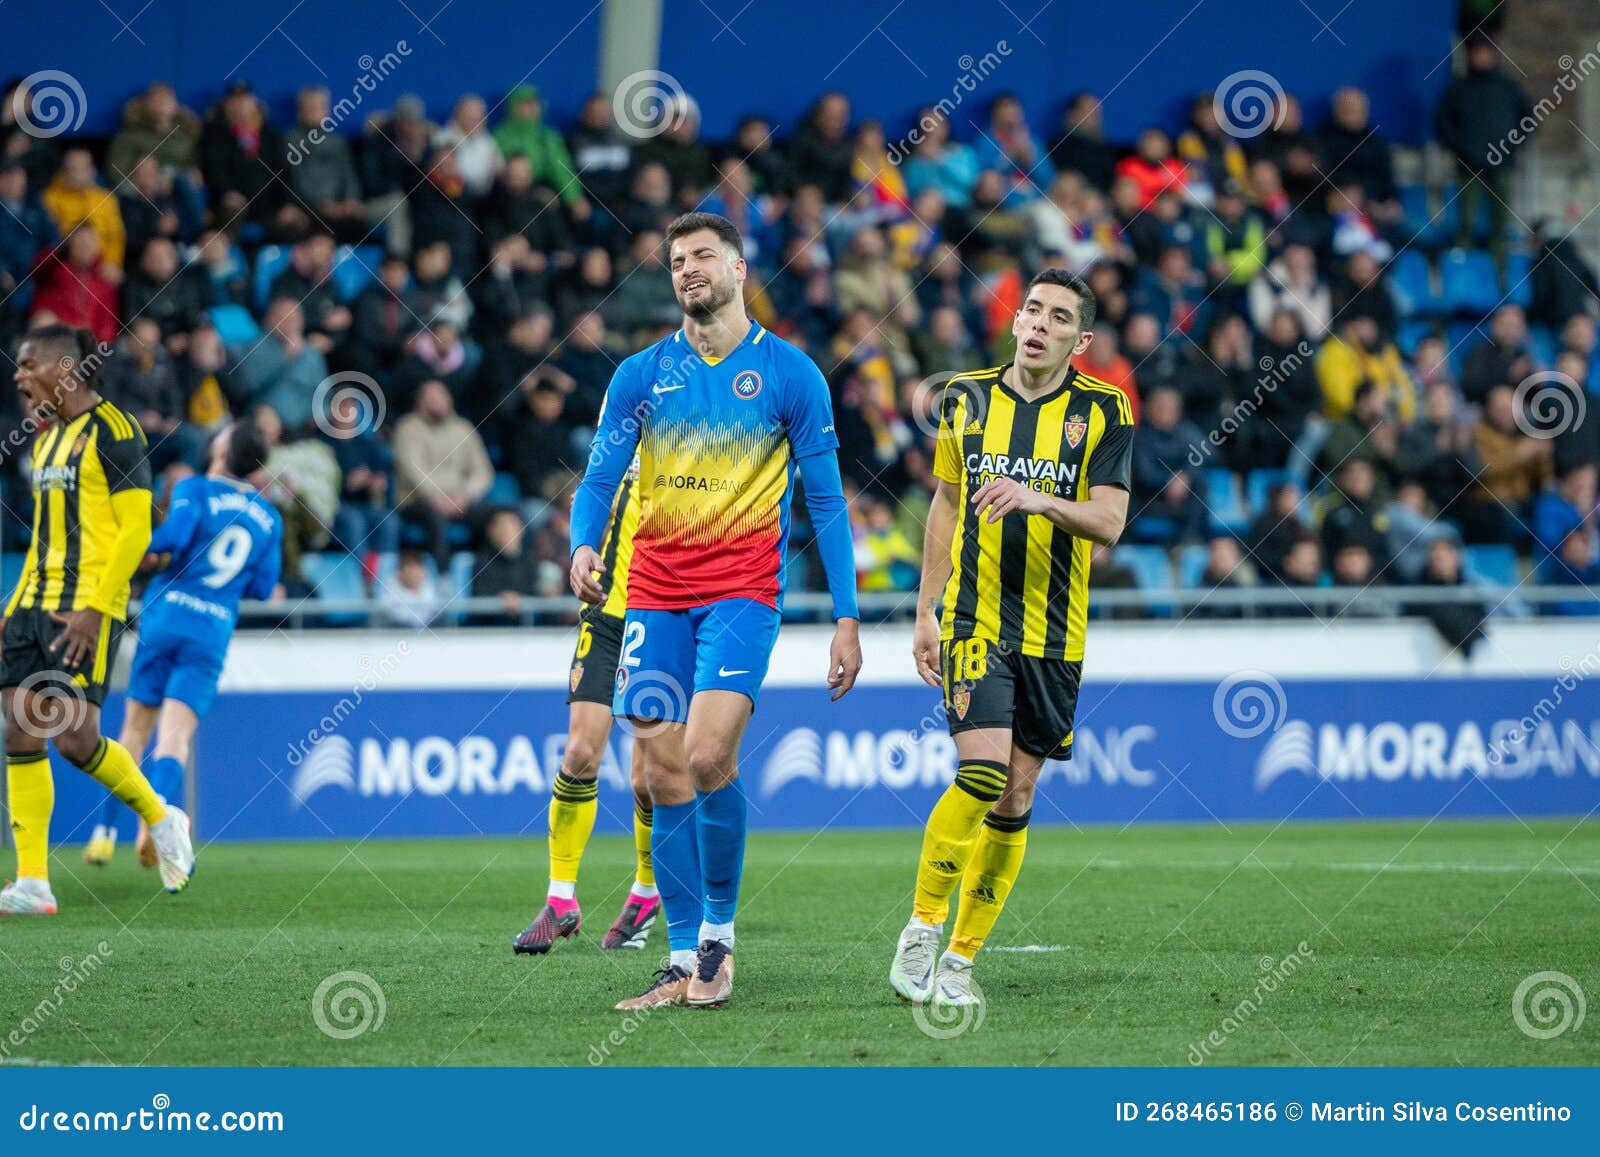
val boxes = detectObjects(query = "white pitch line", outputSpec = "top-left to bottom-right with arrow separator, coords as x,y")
1087,859 -> 1600,877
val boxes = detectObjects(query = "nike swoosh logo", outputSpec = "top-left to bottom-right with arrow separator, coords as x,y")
717,666 -> 750,677
652,382 -> 687,396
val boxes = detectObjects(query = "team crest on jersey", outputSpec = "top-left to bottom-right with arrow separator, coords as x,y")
951,687 -> 970,720
1064,414 -> 1087,449
70,434 -> 89,458
570,662 -> 584,694
615,666 -> 629,693
731,370 -> 762,399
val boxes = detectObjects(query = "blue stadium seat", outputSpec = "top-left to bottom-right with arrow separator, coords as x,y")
205,304 -> 260,344
301,552 -> 369,627
1387,251 -> 1441,318
448,551 -> 476,596
1397,184 -> 1433,240
0,551 -> 25,602
1203,469 -> 1250,536
1246,468 -> 1289,518
1115,545 -> 1174,617
332,245 -> 384,301
1463,544 -> 1519,589
1446,321 -> 1488,376
1176,543 -> 1210,588
253,245 -> 291,310
486,472 -> 521,508
1396,319 -> 1434,357
1439,248 -> 1501,315
1527,323 -> 1557,370
1503,251 -> 1533,308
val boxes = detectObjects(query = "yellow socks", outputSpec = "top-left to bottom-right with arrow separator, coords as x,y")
633,801 -> 655,889
80,738 -> 166,825
548,773 -> 599,886
950,810 -> 1031,958
6,751 -> 54,882
911,759 -> 1008,926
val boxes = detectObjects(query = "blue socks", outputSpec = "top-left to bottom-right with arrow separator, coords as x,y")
696,778 -> 747,928
650,799 -> 703,954
147,756 -> 184,806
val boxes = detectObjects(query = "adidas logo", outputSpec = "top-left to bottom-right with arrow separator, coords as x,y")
966,884 -> 998,904
964,420 -> 983,435
928,859 -> 960,874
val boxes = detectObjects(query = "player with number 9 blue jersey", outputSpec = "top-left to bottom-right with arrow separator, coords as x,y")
128,473 -> 282,718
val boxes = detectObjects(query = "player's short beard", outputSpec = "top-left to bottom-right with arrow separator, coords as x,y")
679,274 -> 736,319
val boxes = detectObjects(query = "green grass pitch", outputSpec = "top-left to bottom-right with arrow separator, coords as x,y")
1,819 -> 1595,1066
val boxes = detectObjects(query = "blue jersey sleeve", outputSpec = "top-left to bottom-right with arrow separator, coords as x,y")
796,449 -> 859,621
780,348 -> 840,460
244,512 -> 284,600
148,477 -> 205,555
571,355 -> 648,555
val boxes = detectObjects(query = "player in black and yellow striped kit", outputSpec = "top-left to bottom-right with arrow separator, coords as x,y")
513,467 -> 664,954
0,326 -> 195,915
889,272 -> 1133,1009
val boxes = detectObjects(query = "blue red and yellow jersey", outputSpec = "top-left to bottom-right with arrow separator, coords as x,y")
573,321 -> 840,611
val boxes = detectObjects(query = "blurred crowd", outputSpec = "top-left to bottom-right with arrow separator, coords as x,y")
0,28 -> 1596,630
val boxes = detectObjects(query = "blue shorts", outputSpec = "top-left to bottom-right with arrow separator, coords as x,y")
126,630 -> 225,719
612,598 -> 781,723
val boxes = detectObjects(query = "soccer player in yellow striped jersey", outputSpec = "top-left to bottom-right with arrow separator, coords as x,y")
889,271 -> 1133,1009
0,326 -> 195,914
513,463 -> 666,955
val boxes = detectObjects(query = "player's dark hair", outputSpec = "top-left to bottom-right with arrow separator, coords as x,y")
225,419 -> 271,477
25,323 -> 103,388
664,211 -> 744,260
1026,268 -> 1097,332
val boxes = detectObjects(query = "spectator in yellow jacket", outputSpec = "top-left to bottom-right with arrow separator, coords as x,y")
1316,314 -> 1416,422
43,149 -> 126,269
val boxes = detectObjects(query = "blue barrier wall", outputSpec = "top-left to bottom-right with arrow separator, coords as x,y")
60,676 -> 1581,842
6,0 -> 1452,142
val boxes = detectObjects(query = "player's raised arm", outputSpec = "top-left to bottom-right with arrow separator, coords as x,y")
245,515 -> 285,601
570,358 -> 647,603
784,352 -> 861,699
147,475 -> 205,555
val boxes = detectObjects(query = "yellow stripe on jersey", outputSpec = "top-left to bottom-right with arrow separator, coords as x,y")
938,366 -> 1132,661
1064,402 -> 1108,661
598,474 -> 642,619
970,389 -> 1015,643
18,402 -> 151,620
91,613 -> 112,683
1021,391 -> 1069,654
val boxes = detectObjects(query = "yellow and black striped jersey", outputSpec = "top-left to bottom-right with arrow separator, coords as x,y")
585,469 -> 641,622
8,400 -> 151,621
933,365 -> 1133,661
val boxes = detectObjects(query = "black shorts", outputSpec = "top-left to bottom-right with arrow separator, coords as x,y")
568,609 -> 624,706
0,606 -> 123,708
942,635 -> 1082,759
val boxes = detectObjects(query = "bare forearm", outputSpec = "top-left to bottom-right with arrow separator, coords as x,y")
1042,494 -> 1125,546
918,487 -> 958,618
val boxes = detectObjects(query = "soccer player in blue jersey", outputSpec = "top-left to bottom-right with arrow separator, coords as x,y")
83,421 -> 283,867
570,212 -> 861,1009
